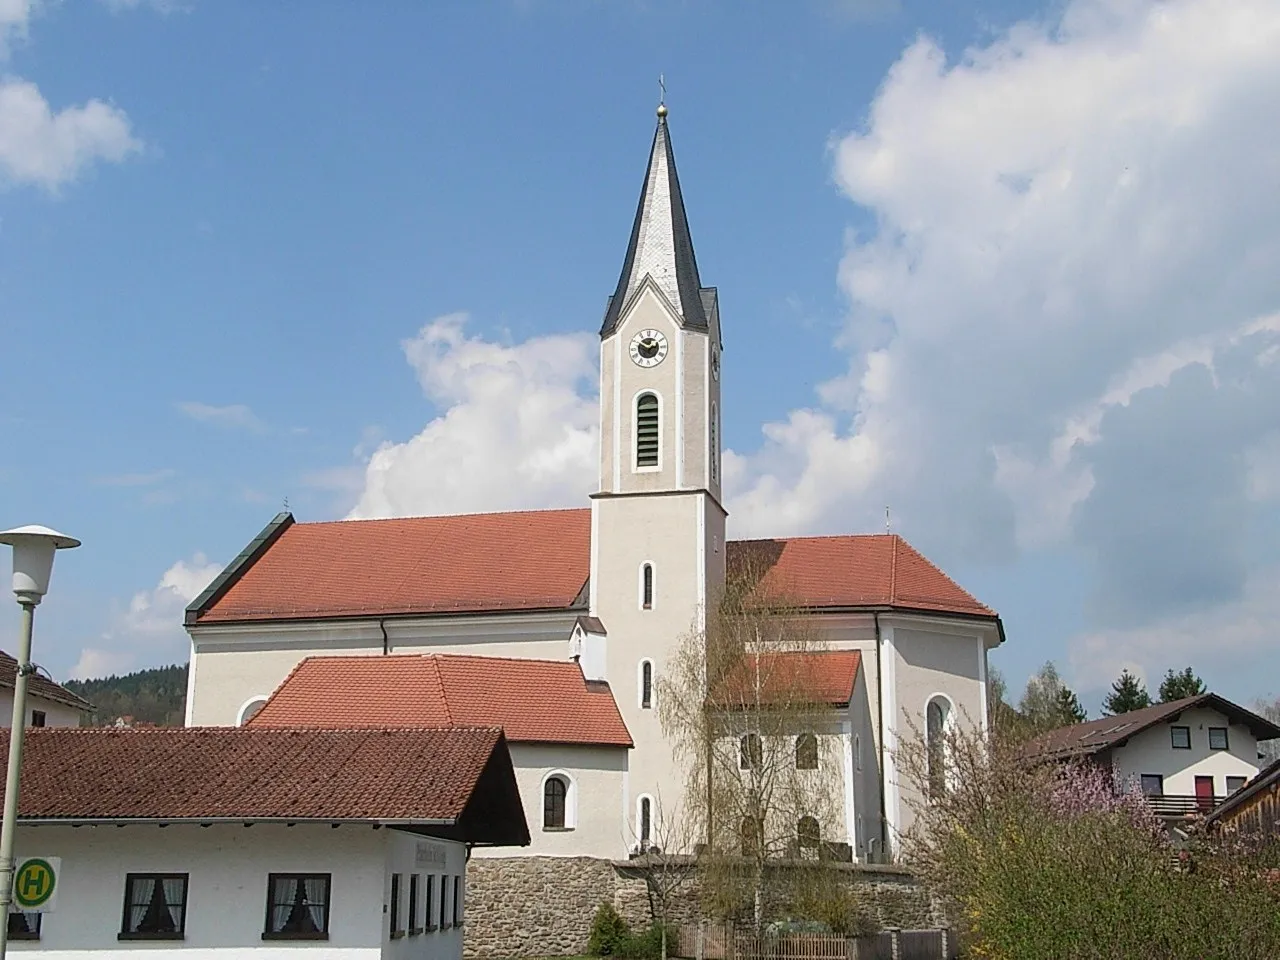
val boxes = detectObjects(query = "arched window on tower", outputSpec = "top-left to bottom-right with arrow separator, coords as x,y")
797,815 -> 821,859
641,563 -> 654,610
639,796 -> 652,847
641,660 -> 653,709
710,402 -> 718,484
636,393 -> 660,468
544,775 -> 568,830
927,697 -> 951,801
795,732 -> 818,770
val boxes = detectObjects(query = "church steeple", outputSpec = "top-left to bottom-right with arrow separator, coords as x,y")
600,105 -> 708,337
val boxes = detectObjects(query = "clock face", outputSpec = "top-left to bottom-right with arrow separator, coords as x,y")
629,329 -> 669,368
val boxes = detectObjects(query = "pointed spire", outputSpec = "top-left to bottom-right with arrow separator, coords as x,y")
600,103 -> 707,337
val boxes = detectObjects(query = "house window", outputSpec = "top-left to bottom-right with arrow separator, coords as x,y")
640,796 -> 652,846
544,775 -> 568,830
797,816 -> 821,858
740,733 -> 763,770
636,393 -> 660,467
1209,727 -> 1229,751
7,908 -> 39,940
795,733 -> 818,770
641,660 -> 653,709
121,873 -> 188,940
1170,726 -> 1191,749
29,710 -> 45,728
1140,774 -> 1164,796
452,875 -> 462,927
424,875 -> 436,931
1227,776 -> 1248,794
390,874 -> 403,938
408,874 -> 421,935
926,697 -> 950,801
264,874 -> 330,939
641,563 -> 654,610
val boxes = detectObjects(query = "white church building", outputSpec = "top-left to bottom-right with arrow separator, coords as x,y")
182,104 -> 1004,873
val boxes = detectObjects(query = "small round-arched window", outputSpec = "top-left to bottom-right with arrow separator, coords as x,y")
544,775 -> 568,830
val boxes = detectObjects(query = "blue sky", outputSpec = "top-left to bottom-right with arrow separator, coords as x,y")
2,0 -> 1278,715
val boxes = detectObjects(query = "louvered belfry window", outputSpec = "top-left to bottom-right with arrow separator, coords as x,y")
636,393 -> 660,467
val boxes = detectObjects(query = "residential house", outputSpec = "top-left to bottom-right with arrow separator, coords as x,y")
1,725 -> 528,957
1204,755 -> 1280,838
1023,693 -> 1280,820
0,652 -> 91,728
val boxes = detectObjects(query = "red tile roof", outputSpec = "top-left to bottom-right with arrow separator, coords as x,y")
190,510 -> 996,625
0,726 -> 529,845
713,651 -> 862,708
249,654 -> 633,748
0,652 -> 93,713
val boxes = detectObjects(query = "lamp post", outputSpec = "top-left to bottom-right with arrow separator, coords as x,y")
0,526 -> 79,958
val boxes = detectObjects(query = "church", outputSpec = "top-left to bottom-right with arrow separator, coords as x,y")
182,103 -> 1004,876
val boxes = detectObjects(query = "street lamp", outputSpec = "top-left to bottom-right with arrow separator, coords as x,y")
0,526 -> 79,958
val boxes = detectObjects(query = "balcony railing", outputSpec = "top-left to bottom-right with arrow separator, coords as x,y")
1144,794 -> 1224,818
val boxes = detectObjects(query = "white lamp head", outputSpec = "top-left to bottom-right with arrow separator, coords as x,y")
0,525 -> 81,605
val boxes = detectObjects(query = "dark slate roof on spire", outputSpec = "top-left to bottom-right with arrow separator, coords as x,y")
600,114 -> 708,337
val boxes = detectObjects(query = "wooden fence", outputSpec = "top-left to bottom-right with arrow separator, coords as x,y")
674,923 -> 958,960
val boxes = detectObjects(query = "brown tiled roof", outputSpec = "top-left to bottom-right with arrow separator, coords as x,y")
191,510 -> 998,625
0,726 -> 528,845
0,652 -> 92,712
1022,693 -> 1280,761
1204,756 -> 1280,828
249,654 -> 633,748
713,650 -> 862,708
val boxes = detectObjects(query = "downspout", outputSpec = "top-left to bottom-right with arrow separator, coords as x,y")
874,612 -> 887,861
380,618 -> 389,656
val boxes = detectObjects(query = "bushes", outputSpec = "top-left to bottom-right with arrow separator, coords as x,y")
586,902 -> 675,959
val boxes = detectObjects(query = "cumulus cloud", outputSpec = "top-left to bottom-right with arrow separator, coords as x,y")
347,313 -> 598,518
176,401 -> 265,432
70,553 -> 221,680
0,0 -> 37,58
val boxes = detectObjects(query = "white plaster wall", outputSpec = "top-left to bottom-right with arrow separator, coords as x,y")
1110,708 -> 1262,796
186,613 -> 578,727
382,830 -> 468,960
1,822 -> 460,958
470,743 -> 628,859
0,690 -> 83,728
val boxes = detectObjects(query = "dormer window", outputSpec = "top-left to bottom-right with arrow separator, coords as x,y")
636,393 -> 660,468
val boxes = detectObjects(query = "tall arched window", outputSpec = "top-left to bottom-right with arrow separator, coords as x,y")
641,562 -> 654,610
640,660 -> 653,709
710,402 -> 718,484
636,393 -> 660,468
795,732 -> 818,770
797,816 -> 821,858
544,776 -> 568,830
740,816 -> 762,856
740,733 -> 763,771
639,796 -> 652,846
927,697 -> 950,801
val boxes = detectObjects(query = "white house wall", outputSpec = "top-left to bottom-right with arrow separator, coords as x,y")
3,822 -> 470,958
474,743 -> 628,860
0,690 -> 83,728
1110,708 -> 1262,797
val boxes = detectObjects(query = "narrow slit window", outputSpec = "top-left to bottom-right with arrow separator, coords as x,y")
710,402 -> 718,484
408,874 -> 420,934
636,393 -> 660,467
641,661 -> 653,709
640,796 -> 652,846
642,563 -> 654,609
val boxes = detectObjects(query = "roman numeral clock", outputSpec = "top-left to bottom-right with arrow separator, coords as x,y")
629,329 -> 669,367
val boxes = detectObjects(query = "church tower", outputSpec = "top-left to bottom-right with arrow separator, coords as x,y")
590,102 -> 726,852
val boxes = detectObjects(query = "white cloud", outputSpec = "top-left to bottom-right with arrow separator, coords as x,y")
70,553 -> 221,680
0,77 -> 141,191
176,401 -> 265,432
347,313 -> 598,518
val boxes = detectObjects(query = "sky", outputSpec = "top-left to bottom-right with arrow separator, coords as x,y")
1,0 -> 1278,715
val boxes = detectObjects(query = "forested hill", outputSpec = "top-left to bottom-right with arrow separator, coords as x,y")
63,664 -> 187,727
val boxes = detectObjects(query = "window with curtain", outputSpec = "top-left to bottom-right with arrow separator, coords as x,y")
641,563 -> 654,609
797,816 -> 821,858
120,873 -> 188,939
544,776 -> 568,830
795,732 -> 818,770
408,874 -> 420,934
927,698 -> 950,801
425,875 -> 436,930
636,393 -> 660,467
264,873 -> 330,939
452,875 -> 462,927
390,874 -> 403,937
641,661 -> 653,709
7,907 -> 40,941
740,733 -> 763,770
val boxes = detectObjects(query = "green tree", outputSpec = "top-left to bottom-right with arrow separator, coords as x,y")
1018,662 -> 1088,732
1103,669 -> 1152,715
1158,667 -> 1206,703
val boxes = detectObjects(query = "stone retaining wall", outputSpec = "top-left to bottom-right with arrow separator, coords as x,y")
464,857 -> 939,958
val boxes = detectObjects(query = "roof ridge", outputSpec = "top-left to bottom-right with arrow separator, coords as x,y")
728,533 -> 899,546
426,658 -> 453,726
294,506 -> 590,529
889,535 -> 900,604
